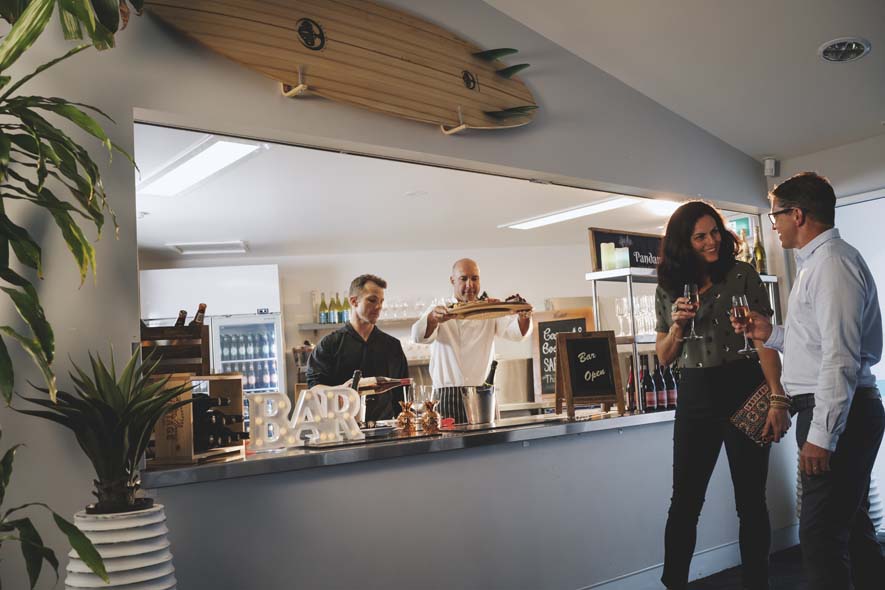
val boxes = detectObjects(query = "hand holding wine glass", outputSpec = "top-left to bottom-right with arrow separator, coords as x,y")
681,283 -> 703,341
731,295 -> 757,356
730,309 -> 773,342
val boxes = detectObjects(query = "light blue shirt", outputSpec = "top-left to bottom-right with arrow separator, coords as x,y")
765,228 -> 882,450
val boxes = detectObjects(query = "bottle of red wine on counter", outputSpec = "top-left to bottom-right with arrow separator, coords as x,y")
641,356 -> 657,412
625,356 -> 636,413
188,303 -> 206,327
665,365 -> 678,409
355,376 -> 413,395
174,309 -> 187,327
481,360 -> 498,389
654,356 -> 668,410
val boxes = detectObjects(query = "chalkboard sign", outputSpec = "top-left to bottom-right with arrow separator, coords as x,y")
531,309 -> 594,402
555,331 -> 624,417
588,227 -> 663,271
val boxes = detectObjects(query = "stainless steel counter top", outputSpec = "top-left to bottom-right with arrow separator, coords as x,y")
142,410 -> 675,489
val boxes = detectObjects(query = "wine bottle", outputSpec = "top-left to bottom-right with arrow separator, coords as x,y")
481,360 -> 498,388
665,365 -> 678,409
654,356 -> 668,410
641,356 -> 657,412
319,292 -> 329,324
753,227 -> 767,274
192,394 -> 231,413
174,309 -> 187,327
270,360 -> 279,389
351,369 -> 362,392
355,376 -> 412,395
333,292 -> 344,324
341,295 -> 351,324
188,303 -> 207,327
625,356 -> 636,413
261,361 -> 271,389
237,335 -> 246,360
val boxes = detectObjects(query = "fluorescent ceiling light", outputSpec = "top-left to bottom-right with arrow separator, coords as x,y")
168,241 -> 248,255
501,197 -> 640,230
139,140 -> 260,196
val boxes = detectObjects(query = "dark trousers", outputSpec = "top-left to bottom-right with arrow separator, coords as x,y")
795,389 -> 885,590
662,360 -> 771,590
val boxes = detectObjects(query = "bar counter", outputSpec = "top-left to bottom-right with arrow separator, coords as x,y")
142,410 -> 676,489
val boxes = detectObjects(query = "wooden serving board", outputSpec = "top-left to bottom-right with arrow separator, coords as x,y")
447,302 -> 531,321
144,0 -> 538,134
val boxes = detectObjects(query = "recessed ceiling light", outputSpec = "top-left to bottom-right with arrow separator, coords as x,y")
818,37 -> 871,63
500,196 -> 640,230
168,241 -> 248,255
138,138 -> 263,196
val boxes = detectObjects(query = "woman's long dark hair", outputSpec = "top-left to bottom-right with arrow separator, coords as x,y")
657,201 -> 739,297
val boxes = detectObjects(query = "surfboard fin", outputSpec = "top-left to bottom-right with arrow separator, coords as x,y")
484,105 -> 538,120
496,64 -> 530,79
473,48 -> 518,61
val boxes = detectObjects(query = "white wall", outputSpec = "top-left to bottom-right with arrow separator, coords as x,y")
0,2 -> 772,586
835,198 -> 885,502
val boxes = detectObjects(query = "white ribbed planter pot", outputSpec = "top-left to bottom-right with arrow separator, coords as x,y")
65,504 -> 176,590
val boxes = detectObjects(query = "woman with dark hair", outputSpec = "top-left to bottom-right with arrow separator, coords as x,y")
655,201 -> 791,590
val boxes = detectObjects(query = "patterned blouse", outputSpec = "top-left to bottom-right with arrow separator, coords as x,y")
655,261 -> 773,369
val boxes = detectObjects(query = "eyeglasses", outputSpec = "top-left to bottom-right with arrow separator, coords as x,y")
767,207 -> 799,224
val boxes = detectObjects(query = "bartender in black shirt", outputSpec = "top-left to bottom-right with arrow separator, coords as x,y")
307,274 -> 409,422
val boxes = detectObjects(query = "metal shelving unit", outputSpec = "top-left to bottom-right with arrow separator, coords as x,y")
586,267 -> 779,412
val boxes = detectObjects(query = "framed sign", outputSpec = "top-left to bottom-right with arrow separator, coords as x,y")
588,227 -> 663,271
531,308 -> 594,402
555,331 -> 624,418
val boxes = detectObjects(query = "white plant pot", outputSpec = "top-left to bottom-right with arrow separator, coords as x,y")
65,503 -> 176,590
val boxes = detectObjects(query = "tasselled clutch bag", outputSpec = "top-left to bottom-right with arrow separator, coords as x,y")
730,381 -> 771,446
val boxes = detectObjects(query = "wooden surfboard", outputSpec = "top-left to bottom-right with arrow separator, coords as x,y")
144,0 -> 538,134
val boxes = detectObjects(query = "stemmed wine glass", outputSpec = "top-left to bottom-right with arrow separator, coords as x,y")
731,295 -> 757,356
615,297 -> 627,336
681,283 -> 703,341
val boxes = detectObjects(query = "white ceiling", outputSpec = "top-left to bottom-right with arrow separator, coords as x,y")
485,0 -> 885,160
135,124 -> 717,263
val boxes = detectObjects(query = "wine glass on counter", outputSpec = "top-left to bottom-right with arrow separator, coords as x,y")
731,295 -> 757,356
681,283 -> 703,341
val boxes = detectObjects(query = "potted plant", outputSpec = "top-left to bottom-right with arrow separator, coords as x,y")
18,348 -> 194,588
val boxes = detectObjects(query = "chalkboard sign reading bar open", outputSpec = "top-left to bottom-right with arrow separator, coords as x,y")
555,331 -> 624,417
531,309 -> 594,402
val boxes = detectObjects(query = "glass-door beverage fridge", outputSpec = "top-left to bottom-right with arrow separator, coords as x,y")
211,314 -> 286,433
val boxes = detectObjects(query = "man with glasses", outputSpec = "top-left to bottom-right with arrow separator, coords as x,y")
733,172 -> 884,590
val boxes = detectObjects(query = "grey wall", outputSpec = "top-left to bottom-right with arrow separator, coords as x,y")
1,2 -> 773,586
768,133 -> 885,198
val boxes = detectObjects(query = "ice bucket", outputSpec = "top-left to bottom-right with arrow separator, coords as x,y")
460,386 -> 497,425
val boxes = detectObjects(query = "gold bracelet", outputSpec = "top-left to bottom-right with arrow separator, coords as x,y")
769,400 -> 791,409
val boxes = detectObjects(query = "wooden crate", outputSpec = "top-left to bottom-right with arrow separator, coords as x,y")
150,374 -> 246,466
140,325 -> 210,376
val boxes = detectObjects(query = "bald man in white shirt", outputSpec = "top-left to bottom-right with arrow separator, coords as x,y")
411,258 -> 531,423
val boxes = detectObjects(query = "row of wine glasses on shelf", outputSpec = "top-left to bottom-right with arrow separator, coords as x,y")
614,295 -> 656,337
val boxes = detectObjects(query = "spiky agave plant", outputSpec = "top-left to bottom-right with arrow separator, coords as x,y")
18,349 -> 193,513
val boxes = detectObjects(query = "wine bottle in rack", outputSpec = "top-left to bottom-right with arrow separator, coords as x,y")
654,356 -> 668,410
625,355 -> 636,413
641,356 -> 657,412
188,303 -> 206,327
174,309 -> 187,327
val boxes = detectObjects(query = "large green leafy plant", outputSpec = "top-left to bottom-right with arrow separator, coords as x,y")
19,349 -> 195,514
0,1 -> 152,587
0,0 -> 145,403
0,428 -> 109,587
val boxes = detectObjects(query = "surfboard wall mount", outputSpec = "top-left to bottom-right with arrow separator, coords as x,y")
144,0 -> 538,137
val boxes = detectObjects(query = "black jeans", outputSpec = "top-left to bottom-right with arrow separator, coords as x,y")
662,360 -> 771,590
795,389 -> 885,590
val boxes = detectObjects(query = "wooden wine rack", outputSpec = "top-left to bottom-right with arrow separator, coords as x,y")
140,325 -> 210,376
149,374 -> 247,466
